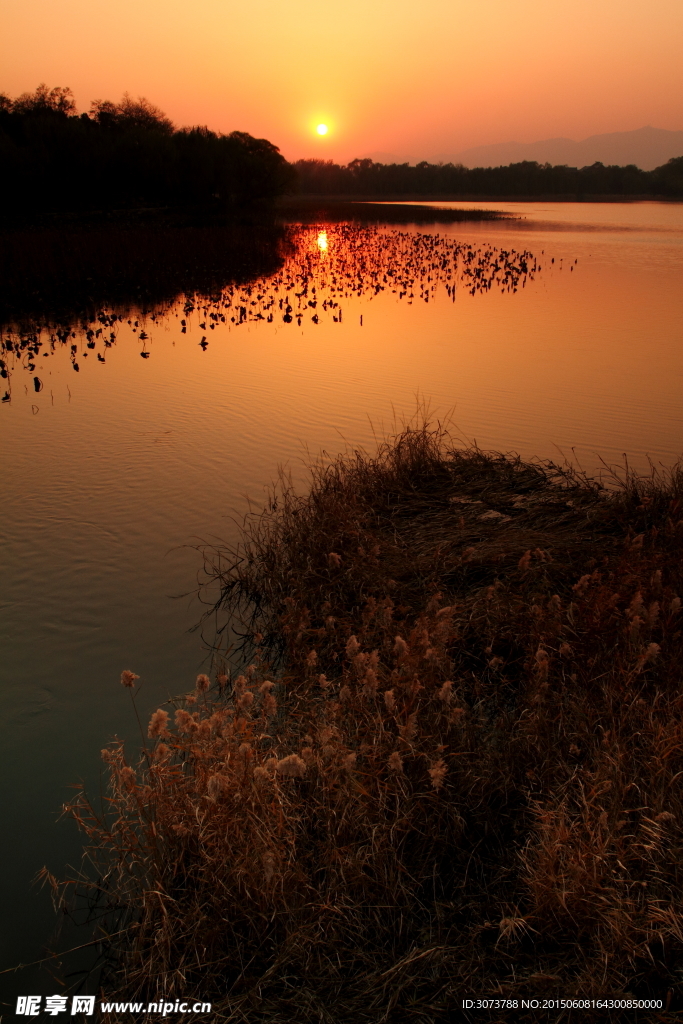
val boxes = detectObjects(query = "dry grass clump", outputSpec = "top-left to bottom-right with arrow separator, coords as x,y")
203,424 -> 617,674
58,428 -> 683,1020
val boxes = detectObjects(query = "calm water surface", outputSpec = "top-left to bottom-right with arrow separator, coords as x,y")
1,201 -> 682,998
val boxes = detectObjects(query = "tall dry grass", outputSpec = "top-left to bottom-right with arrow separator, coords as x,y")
54,426 -> 683,1020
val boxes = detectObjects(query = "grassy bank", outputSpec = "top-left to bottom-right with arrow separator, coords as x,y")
58,426 -> 683,1021
277,198 -> 511,225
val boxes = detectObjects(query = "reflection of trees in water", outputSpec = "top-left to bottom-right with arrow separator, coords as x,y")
1,225 -> 541,402
0,221 -> 293,399
0,221 -> 294,324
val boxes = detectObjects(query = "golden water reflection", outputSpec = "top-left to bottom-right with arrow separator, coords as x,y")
3,204 -> 683,999
0,224 -> 541,391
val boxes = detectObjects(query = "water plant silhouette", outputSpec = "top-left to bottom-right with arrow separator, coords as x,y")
1,224 -> 541,398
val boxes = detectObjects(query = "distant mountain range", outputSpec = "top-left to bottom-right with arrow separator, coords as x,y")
443,127 -> 683,171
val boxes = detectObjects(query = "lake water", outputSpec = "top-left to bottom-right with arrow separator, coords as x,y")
1,200 -> 682,1001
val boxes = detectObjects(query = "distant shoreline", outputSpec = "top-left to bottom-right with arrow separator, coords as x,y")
277,199 -> 512,225
281,192 -> 681,205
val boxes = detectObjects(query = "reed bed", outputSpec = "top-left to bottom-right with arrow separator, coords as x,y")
55,426 -> 683,1020
277,199 -> 509,226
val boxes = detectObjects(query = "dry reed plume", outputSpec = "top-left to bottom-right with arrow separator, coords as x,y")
53,425 -> 683,1021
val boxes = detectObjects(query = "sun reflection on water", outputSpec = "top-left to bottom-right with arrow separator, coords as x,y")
0,224 -> 541,398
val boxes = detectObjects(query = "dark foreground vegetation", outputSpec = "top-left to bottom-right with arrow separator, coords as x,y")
53,426 -> 683,1021
0,85 -> 294,222
294,155 -> 683,199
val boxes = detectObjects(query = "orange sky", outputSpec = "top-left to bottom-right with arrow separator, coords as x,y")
2,0 -> 682,162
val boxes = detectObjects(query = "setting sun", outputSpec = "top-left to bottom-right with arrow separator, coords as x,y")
316,123 -> 328,136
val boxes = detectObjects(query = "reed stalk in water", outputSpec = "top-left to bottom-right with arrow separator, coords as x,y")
53,425 -> 683,1019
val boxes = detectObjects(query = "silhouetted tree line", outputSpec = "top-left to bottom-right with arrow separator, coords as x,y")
0,85 -> 296,221
3,85 -> 681,221
294,155 -> 683,198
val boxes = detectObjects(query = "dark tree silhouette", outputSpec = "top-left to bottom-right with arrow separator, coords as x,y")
11,83 -> 77,116
89,94 -> 175,134
0,85 -> 296,222
652,156 -> 683,197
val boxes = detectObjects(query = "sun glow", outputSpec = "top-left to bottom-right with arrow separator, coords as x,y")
316,123 -> 328,136
317,231 -> 328,252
